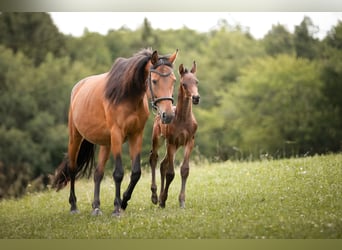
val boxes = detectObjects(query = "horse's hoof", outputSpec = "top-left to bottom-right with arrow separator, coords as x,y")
180,201 -> 186,209
70,209 -> 80,214
91,208 -> 102,216
159,202 -> 165,209
151,194 -> 158,205
112,210 -> 121,217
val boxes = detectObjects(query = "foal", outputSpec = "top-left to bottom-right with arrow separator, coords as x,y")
149,61 -> 200,208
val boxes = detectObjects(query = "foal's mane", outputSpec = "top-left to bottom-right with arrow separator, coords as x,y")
105,48 -> 153,104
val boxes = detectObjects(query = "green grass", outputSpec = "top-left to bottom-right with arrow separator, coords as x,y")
0,154 -> 341,239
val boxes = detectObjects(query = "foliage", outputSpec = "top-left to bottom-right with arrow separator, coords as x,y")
0,154 -> 341,238
205,55 -> 335,159
0,12 -> 66,66
0,13 -> 342,198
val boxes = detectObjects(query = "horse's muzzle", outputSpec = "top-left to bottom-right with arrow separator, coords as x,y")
192,95 -> 200,105
161,111 -> 175,124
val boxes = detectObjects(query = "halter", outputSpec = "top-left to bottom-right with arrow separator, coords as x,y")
147,67 -> 174,111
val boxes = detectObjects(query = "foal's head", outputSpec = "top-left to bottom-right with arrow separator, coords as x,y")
147,49 -> 178,124
179,61 -> 200,105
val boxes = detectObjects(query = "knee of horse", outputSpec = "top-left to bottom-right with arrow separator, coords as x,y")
113,169 -> 124,183
180,166 -> 189,178
166,171 -> 175,183
131,169 -> 141,184
149,152 -> 158,166
94,168 -> 104,182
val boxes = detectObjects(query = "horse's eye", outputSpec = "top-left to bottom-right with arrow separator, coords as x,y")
152,80 -> 157,84
182,83 -> 187,89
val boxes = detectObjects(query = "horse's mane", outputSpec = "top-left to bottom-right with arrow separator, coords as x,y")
105,48 -> 153,104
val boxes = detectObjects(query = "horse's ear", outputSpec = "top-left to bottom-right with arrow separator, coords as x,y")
151,50 -> 159,66
190,61 -> 197,74
179,63 -> 185,76
168,49 -> 179,64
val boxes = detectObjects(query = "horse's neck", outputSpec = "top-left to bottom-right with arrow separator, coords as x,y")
175,86 -> 192,122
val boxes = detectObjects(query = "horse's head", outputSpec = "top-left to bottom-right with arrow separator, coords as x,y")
147,49 -> 178,124
179,61 -> 200,105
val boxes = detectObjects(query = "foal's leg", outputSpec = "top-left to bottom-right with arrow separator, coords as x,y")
179,138 -> 194,208
92,145 -> 110,215
159,144 -> 176,208
121,133 -> 143,210
67,126 -> 83,214
149,124 -> 161,205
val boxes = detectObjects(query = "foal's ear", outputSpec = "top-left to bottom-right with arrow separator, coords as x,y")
168,49 -> 179,64
179,63 -> 185,76
190,61 -> 197,74
151,50 -> 159,66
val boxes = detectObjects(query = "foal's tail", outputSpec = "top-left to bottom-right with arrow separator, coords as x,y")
53,139 -> 96,191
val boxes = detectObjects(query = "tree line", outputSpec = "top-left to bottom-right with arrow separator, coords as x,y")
0,13 -> 341,198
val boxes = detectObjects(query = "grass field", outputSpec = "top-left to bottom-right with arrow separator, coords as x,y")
0,154 -> 341,239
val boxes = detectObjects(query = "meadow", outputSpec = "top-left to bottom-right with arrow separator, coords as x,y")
0,154 -> 341,239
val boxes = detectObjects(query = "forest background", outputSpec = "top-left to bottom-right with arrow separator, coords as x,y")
0,13 -> 341,198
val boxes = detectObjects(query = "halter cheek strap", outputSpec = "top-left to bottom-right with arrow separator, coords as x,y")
148,68 -> 174,110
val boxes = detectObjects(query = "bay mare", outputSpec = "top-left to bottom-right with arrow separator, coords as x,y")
53,48 -> 178,216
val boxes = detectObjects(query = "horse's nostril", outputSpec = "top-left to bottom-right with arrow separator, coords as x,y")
192,95 -> 200,104
161,112 -> 174,124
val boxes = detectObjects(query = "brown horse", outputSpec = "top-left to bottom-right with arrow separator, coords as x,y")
149,61 -> 200,208
53,48 -> 178,216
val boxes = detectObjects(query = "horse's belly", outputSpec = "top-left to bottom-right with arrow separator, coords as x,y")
73,117 -> 111,145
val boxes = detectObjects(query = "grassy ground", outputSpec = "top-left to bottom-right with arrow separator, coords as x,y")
0,154 -> 341,239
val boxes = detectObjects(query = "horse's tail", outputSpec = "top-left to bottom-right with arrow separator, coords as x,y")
53,139 -> 96,191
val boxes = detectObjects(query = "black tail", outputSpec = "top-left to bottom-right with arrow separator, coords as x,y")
53,140 -> 96,191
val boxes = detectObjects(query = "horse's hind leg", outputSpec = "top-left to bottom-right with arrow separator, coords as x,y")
179,139 -> 194,208
67,126 -> 83,214
92,145 -> 110,216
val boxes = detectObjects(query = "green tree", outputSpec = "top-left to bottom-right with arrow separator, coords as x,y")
262,23 -> 295,56
202,55 -> 335,160
294,16 -> 320,60
0,12 -> 66,66
320,21 -> 342,151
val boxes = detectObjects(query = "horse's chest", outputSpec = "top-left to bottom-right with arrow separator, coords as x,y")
169,128 -> 193,147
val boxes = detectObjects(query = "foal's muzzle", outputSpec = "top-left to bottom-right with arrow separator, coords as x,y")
161,111 -> 175,124
192,95 -> 200,105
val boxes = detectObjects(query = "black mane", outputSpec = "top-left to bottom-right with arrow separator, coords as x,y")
105,48 -> 153,104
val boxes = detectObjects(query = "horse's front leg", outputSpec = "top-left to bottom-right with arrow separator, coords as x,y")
149,124 -> 161,205
92,145 -> 110,216
111,132 -> 124,216
179,138 -> 194,208
121,133 -> 143,210
159,144 -> 176,208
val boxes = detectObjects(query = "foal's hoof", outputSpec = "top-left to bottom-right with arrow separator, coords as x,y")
179,201 -> 186,209
151,194 -> 158,205
70,209 -> 80,214
91,208 -> 102,216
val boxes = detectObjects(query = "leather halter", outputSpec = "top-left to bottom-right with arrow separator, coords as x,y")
147,67 -> 174,111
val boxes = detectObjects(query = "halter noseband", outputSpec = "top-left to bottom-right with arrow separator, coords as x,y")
148,67 -> 174,111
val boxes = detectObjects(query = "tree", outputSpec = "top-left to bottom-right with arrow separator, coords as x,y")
0,12 -> 66,66
294,16 -> 320,60
262,23 -> 295,56
202,55 -> 336,160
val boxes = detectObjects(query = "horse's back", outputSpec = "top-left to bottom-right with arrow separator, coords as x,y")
69,73 -> 111,145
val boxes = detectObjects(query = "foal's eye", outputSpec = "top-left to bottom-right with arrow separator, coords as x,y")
152,80 -> 157,84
